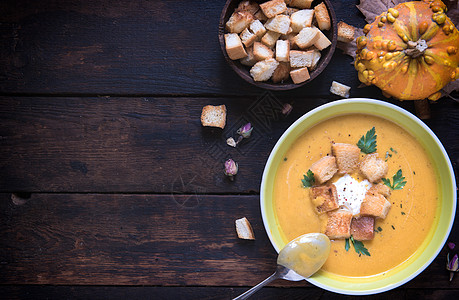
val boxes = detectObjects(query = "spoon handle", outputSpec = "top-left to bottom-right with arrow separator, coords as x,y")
232,271 -> 281,300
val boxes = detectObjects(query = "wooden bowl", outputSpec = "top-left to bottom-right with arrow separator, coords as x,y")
218,0 -> 338,90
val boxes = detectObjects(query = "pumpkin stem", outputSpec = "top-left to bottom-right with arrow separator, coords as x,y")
404,39 -> 428,58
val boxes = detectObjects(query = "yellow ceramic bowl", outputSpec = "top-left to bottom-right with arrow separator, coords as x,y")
260,98 -> 456,295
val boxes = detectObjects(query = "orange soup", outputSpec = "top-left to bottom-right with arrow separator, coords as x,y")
273,114 -> 438,277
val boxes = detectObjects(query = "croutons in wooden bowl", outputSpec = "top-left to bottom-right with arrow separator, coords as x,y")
219,0 -> 337,90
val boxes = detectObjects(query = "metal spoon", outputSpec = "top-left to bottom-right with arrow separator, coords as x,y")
233,233 -> 331,300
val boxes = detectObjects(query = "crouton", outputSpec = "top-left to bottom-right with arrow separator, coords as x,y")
253,42 -> 274,61
275,40 -> 290,62
250,58 -> 279,81
261,31 -> 282,48
265,15 -> 291,35
240,27 -> 257,47
325,209 -> 353,239
289,50 -> 316,68
360,193 -> 391,219
313,28 -> 331,50
294,27 -> 320,49
224,33 -> 248,60
289,0 -> 314,9
254,9 -> 268,22
226,11 -> 255,33
272,62 -> 291,83
350,217 -> 375,241
283,7 -> 299,17
259,0 -> 287,19
332,143 -> 360,174
235,217 -> 255,240
330,81 -> 351,98
235,0 -> 260,16
368,183 -> 391,198
201,105 -> 226,129
314,2 -> 331,31
282,32 -> 298,49
290,9 -> 314,33
310,155 -> 338,184
337,21 -> 355,43
250,20 -> 267,38
360,153 -> 389,183
311,184 -> 339,214
290,67 -> 310,84
240,46 -> 257,66
309,49 -> 321,70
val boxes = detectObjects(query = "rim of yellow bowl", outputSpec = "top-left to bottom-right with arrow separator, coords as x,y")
260,98 -> 456,295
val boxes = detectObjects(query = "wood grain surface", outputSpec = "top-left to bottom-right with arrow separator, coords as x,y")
2,286 -> 459,300
0,96 -> 457,193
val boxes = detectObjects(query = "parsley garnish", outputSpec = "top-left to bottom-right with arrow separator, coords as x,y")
301,170 -> 315,188
357,127 -> 377,154
345,235 -> 370,256
382,169 -> 407,190
390,147 -> 398,154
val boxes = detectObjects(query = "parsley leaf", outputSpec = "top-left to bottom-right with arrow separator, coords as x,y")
344,236 -> 370,256
382,169 -> 407,190
301,169 -> 315,188
357,127 -> 377,154
350,236 -> 371,256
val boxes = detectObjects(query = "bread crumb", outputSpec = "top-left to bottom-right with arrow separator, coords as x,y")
201,105 -> 227,129
235,217 -> 255,240
330,81 -> 351,98
337,21 -> 355,43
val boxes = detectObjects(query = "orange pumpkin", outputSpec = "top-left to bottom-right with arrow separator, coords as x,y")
355,0 -> 459,100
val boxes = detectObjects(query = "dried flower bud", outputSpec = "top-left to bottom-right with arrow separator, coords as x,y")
447,253 -> 459,281
226,137 -> 237,147
448,254 -> 458,271
237,123 -> 253,139
447,241 -> 458,281
282,103 -> 293,116
224,159 -> 238,181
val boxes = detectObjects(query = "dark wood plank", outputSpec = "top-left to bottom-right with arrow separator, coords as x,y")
3,285 -> 458,300
0,193 -> 285,285
0,0 -> 372,96
16,285 -> 459,300
0,193 -> 458,287
0,285 -> 421,300
1,96 -> 458,193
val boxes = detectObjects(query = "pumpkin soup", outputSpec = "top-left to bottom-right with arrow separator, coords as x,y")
273,113 -> 438,277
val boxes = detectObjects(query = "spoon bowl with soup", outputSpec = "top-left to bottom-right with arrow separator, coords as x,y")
233,233 -> 331,300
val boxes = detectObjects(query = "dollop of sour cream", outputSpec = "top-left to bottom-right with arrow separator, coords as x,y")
332,174 -> 372,215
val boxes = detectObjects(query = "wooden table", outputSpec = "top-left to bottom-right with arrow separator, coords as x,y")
1,1 -> 458,299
